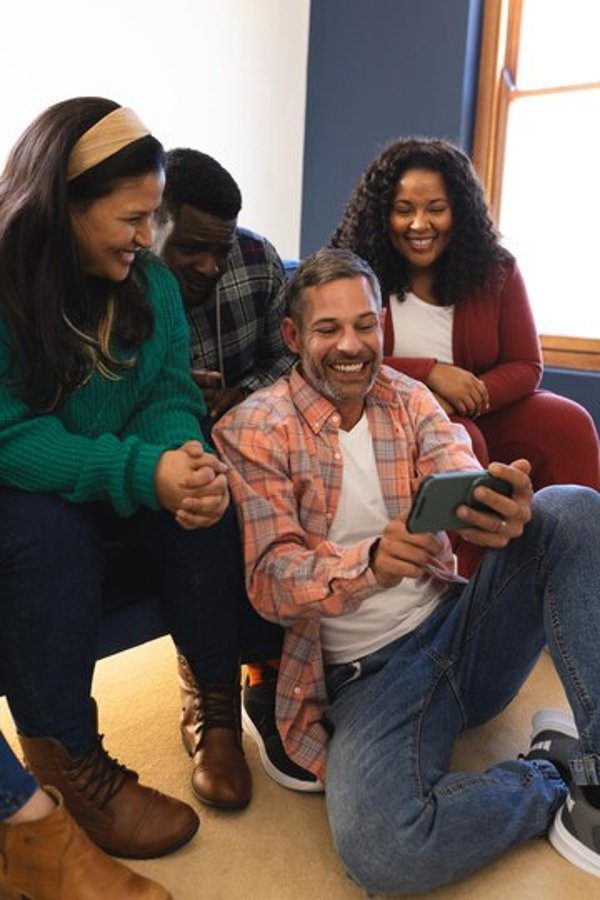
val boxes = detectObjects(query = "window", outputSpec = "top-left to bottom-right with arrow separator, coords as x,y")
473,0 -> 600,370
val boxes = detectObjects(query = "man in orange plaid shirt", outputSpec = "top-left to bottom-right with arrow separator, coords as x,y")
214,248 -> 600,892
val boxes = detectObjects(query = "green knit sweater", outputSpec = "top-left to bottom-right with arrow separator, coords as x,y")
0,255 -> 209,516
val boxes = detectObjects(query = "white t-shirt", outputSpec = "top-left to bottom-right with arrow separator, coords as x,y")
320,413 -> 445,665
390,291 -> 454,363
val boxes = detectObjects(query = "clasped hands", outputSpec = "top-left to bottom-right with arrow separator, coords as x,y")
371,460 -> 533,589
426,362 -> 489,418
154,440 -> 229,530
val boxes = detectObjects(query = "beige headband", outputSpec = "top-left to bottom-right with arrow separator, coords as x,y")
66,107 -> 150,182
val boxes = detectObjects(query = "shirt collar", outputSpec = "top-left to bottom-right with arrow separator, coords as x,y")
289,363 -> 398,434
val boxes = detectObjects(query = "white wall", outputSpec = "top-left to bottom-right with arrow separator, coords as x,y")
1,0 -> 310,257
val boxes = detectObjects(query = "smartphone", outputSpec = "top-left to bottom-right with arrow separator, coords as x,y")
406,470 -> 513,534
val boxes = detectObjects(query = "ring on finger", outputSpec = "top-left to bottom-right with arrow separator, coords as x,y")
497,519 -> 507,533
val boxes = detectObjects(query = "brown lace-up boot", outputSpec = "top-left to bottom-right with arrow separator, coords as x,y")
18,732 -> 199,859
0,787 -> 172,899
178,655 -> 251,809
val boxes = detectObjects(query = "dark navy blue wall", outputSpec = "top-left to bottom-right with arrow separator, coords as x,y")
300,0 -> 483,256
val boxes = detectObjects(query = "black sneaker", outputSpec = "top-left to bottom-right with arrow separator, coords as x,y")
523,708 -> 579,783
242,678 -> 323,793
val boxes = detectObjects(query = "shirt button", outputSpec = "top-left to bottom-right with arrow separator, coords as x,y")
334,452 -> 341,460
293,686 -> 301,695
332,414 -> 340,424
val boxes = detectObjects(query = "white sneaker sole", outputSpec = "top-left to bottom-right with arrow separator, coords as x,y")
531,708 -> 578,741
241,705 -> 324,793
549,806 -> 600,877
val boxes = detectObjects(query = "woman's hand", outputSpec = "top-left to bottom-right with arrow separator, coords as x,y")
426,363 -> 489,417
431,392 -> 456,416
154,441 -> 229,529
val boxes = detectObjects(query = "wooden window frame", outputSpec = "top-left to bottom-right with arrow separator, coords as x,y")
472,0 -> 600,372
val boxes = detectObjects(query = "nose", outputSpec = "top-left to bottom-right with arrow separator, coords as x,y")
409,208 -> 428,231
191,254 -> 220,278
336,327 -> 362,354
135,218 -> 154,249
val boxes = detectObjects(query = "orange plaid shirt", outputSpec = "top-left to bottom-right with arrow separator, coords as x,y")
213,365 -> 479,781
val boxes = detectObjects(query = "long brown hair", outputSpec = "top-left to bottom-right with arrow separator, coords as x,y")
0,97 -> 165,410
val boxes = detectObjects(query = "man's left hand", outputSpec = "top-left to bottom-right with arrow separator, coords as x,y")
454,459 -> 533,548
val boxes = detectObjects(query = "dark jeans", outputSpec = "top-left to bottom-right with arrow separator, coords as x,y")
0,730 -> 38,819
0,489 -> 282,757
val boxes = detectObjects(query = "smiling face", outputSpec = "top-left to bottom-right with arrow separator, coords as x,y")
282,275 -> 383,429
160,204 -> 236,307
388,168 -> 453,277
70,170 -> 165,281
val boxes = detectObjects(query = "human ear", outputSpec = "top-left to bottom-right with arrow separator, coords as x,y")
281,316 -> 301,354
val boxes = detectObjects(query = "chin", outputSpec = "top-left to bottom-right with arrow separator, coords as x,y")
109,268 -> 131,283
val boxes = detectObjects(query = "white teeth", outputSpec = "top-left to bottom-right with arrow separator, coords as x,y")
332,363 -> 363,372
409,238 -> 433,248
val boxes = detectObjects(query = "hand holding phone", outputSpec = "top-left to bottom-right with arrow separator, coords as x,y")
407,470 -> 513,534
369,519 -> 442,589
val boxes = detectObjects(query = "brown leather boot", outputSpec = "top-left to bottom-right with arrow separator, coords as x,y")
178,655 -> 251,810
18,732 -> 199,859
0,787 -> 171,899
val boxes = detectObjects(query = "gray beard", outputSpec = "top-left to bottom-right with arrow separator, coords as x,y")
301,357 -> 381,406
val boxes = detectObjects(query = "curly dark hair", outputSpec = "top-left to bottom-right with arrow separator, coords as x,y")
331,137 -> 512,306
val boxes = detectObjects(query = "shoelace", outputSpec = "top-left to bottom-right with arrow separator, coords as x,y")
67,734 -> 135,808
204,684 -> 240,730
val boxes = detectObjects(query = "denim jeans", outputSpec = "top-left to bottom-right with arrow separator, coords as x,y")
0,489 -> 282,758
323,485 -> 600,895
0,731 -> 38,819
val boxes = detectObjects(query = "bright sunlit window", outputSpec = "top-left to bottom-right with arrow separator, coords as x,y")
474,0 -> 600,369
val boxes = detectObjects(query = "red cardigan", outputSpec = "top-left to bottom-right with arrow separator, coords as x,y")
383,263 -> 543,414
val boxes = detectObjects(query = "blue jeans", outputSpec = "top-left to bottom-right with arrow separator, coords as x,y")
323,486 -> 600,895
0,489 -> 282,758
0,731 -> 38,819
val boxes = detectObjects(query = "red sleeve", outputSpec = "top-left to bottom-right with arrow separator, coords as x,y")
383,355 -> 437,382
479,264 -> 542,413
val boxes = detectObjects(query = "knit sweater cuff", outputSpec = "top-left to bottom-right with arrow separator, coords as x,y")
129,443 -> 165,511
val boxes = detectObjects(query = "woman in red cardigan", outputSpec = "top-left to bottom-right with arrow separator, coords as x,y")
332,137 -> 599,572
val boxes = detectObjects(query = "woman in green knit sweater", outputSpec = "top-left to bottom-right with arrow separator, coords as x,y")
0,98 -> 277,894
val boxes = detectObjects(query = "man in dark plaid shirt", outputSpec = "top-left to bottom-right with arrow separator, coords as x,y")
157,148 -> 318,797
158,148 -> 295,421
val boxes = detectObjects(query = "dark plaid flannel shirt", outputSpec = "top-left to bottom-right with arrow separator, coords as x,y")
186,228 -> 295,393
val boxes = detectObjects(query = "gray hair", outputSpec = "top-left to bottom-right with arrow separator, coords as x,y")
282,247 -> 382,327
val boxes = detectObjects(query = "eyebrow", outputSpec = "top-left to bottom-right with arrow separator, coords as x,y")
311,312 -> 378,327
122,204 -> 161,215
395,196 -> 448,204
